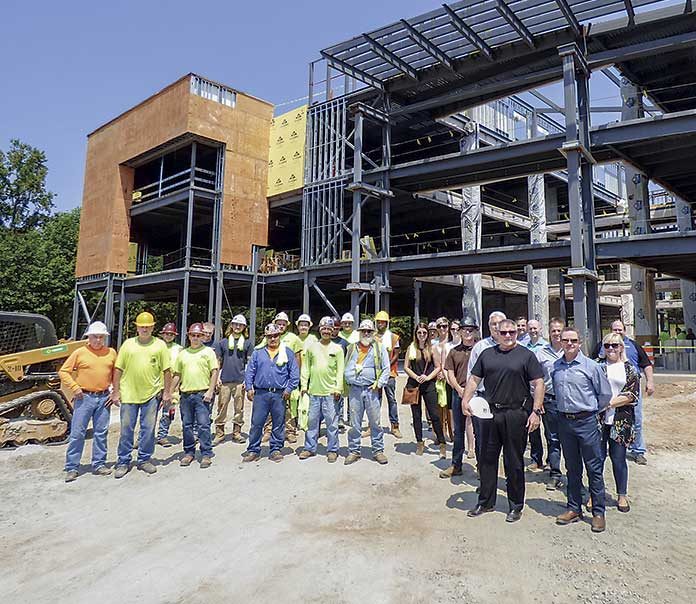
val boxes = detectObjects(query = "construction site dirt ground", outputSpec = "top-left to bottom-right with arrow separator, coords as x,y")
1,374 -> 695,604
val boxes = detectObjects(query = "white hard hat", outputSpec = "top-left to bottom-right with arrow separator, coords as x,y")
341,312 -> 355,323
231,314 -> 247,327
296,313 -> 313,326
84,321 -> 109,337
274,311 -> 290,323
358,319 -> 375,332
469,396 -> 493,420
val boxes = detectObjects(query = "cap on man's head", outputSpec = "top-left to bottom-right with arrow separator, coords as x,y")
460,317 -> 479,329
428,321 -> 437,330
341,312 -> 355,323
358,319 -> 376,332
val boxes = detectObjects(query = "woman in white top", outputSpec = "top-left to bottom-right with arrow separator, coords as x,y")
597,332 -> 640,513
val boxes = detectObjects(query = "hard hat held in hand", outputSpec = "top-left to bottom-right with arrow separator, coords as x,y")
469,396 -> 493,419
135,312 -> 155,327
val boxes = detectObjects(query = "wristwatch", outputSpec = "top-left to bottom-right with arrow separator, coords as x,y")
533,408 -> 544,417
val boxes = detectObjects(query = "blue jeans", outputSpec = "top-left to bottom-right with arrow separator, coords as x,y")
180,392 -> 213,457
602,425 -> 629,495
64,392 -> 110,471
248,390 -> 285,454
557,413 -> 606,516
348,386 -> 383,453
384,377 -> 399,426
117,396 -> 158,467
542,407 -> 562,478
451,390 -> 466,468
157,398 -> 175,439
629,392 -> 646,456
304,395 -> 340,453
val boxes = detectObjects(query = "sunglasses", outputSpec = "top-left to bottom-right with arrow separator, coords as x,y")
499,330 -> 516,336
437,324 -> 449,329
562,338 -> 579,343
603,343 -> 622,349
462,327 -> 475,332
450,327 -> 460,332
189,334 -> 203,338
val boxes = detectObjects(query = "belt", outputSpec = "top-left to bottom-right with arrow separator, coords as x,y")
255,387 -> 283,393
560,410 -> 595,420
82,388 -> 110,396
181,389 -> 208,395
491,402 -> 525,411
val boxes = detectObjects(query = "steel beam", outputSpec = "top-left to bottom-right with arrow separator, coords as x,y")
117,279 -> 126,348
320,52 -> 385,91
623,0 -> 636,26
494,0 -> 535,48
553,0 -> 582,38
249,246 -> 261,346
70,285 -> 80,340
362,33 -> 419,81
312,281 -> 340,318
350,111 -> 364,320
442,4 -> 494,61
400,18 -> 454,72
180,272 -> 190,346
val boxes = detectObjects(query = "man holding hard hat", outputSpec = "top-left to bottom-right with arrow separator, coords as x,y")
460,318 -> 545,523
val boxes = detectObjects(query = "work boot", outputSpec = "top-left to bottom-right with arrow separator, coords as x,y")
373,451 -> 388,465
634,454 -> 647,465
591,515 -> 606,533
299,450 -> 316,460
200,457 -> 212,469
286,430 -> 298,444
439,443 -> 447,459
415,441 -> 425,456
114,465 -> 130,479
242,451 -> 259,462
327,452 -> 338,463
439,465 -> 463,479
138,461 -> 157,475
361,426 -> 370,437
269,450 -> 283,463
65,470 -> 79,483
262,430 -> 271,443
180,455 -> 195,467
212,430 -> 225,447
344,452 -> 361,465
556,510 -> 583,525
93,466 -> 112,476
231,427 -> 245,443
157,437 -> 172,448
391,424 -> 402,439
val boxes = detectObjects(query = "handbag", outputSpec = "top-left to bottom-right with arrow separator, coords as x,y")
401,360 -> 430,405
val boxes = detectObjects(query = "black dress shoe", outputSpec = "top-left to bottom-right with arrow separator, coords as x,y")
505,509 -> 522,523
467,505 -> 495,517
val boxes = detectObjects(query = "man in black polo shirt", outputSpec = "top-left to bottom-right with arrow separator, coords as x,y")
461,319 -> 545,523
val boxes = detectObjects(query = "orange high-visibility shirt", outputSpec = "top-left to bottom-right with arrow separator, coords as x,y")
59,346 -> 117,393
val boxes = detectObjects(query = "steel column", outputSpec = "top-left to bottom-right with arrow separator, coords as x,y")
249,245 -> 261,345
180,272 -> 190,346
414,280 -> 421,326
350,111 -> 363,320
675,196 -> 696,333
303,271 -> 310,314
460,126 -> 482,328
117,279 -> 126,347
70,285 -> 80,339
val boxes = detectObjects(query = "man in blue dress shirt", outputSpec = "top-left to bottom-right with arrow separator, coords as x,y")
552,327 -> 612,533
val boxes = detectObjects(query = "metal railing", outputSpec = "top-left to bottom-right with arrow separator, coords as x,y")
135,246 -> 212,275
132,166 -> 216,204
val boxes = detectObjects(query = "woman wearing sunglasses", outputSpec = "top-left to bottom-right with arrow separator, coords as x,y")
404,323 -> 446,457
596,332 -> 640,513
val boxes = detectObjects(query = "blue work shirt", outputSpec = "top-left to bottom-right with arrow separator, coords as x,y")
344,342 -> 390,388
536,343 -> 564,406
244,345 -> 300,394
552,351 -> 612,414
526,337 -> 548,352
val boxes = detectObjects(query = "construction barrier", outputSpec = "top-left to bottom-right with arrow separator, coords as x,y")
656,343 -> 696,371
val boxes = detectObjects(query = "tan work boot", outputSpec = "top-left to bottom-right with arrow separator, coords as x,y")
439,443 -> 447,459
327,452 -> 338,463
373,451 -> 388,465
286,431 -> 298,444
231,428 -> 245,443
391,424 -> 402,439
299,450 -> 315,460
439,465 -> 462,479
212,427 -> 225,446
344,452 -> 361,465
556,510 -> 583,525
415,441 -> 425,456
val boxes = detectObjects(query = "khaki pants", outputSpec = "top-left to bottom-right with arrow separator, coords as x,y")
216,382 -> 244,434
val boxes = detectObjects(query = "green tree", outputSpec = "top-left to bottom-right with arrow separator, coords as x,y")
0,139 -> 55,231
0,208 -> 80,336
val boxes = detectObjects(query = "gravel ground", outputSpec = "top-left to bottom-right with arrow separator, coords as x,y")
1,375 -> 695,604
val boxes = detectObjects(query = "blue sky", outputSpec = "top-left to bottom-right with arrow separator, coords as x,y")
1,0 -> 624,212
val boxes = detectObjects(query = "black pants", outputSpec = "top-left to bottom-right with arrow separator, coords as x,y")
411,387 -> 445,444
478,407 -> 528,511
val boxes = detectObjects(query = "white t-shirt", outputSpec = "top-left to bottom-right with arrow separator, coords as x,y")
605,362 -> 627,425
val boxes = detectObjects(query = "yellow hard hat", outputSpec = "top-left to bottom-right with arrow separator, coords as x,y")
135,311 -> 155,327
375,310 -> 390,322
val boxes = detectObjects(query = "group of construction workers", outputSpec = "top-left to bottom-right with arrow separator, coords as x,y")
59,307 -> 654,533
